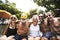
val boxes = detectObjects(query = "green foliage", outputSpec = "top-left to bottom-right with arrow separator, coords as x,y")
0,0 -> 22,19
33,0 -> 60,17
33,0 -> 55,11
37,10 -> 44,15
28,9 -> 37,18
0,0 -> 3,3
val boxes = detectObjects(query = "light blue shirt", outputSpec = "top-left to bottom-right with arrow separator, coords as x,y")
29,24 -> 41,37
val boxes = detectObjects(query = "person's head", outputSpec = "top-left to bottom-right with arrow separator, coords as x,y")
10,15 -> 18,21
21,13 -> 27,19
32,15 -> 39,26
39,14 -> 44,20
46,12 -> 53,19
21,13 -> 27,23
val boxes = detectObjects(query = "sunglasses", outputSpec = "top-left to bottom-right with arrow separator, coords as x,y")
11,17 -> 16,20
47,15 -> 52,17
39,16 -> 43,17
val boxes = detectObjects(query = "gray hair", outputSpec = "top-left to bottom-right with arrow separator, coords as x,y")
32,15 -> 39,21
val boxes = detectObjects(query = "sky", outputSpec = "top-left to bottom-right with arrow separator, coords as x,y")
8,0 -> 38,12
2,0 -> 47,12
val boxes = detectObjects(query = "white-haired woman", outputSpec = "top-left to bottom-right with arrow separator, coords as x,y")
28,15 -> 41,40
5,15 -> 18,37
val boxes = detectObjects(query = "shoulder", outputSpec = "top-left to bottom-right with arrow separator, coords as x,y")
29,24 -> 33,27
16,20 -> 21,24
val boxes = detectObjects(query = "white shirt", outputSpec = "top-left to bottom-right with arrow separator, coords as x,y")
29,24 -> 41,37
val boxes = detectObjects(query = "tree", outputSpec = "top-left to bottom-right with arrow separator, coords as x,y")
0,0 -> 3,3
33,0 -> 60,17
0,0 -> 22,19
28,9 -> 37,18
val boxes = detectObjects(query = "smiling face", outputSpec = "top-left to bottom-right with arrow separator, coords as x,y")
10,15 -> 17,22
21,13 -> 27,19
21,19 -> 26,25
11,17 -> 17,21
32,15 -> 38,26
47,14 -> 53,19
47,12 -> 53,20
39,14 -> 44,20
32,18 -> 38,26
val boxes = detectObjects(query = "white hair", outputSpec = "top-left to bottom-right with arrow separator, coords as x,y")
32,15 -> 39,21
10,15 -> 17,20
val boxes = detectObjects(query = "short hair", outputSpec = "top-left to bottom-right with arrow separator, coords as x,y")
39,14 -> 44,16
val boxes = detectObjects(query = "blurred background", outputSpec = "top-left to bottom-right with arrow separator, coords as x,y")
0,0 -> 60,35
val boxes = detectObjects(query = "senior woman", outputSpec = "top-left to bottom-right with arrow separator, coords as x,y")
28,15 -> 42,40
